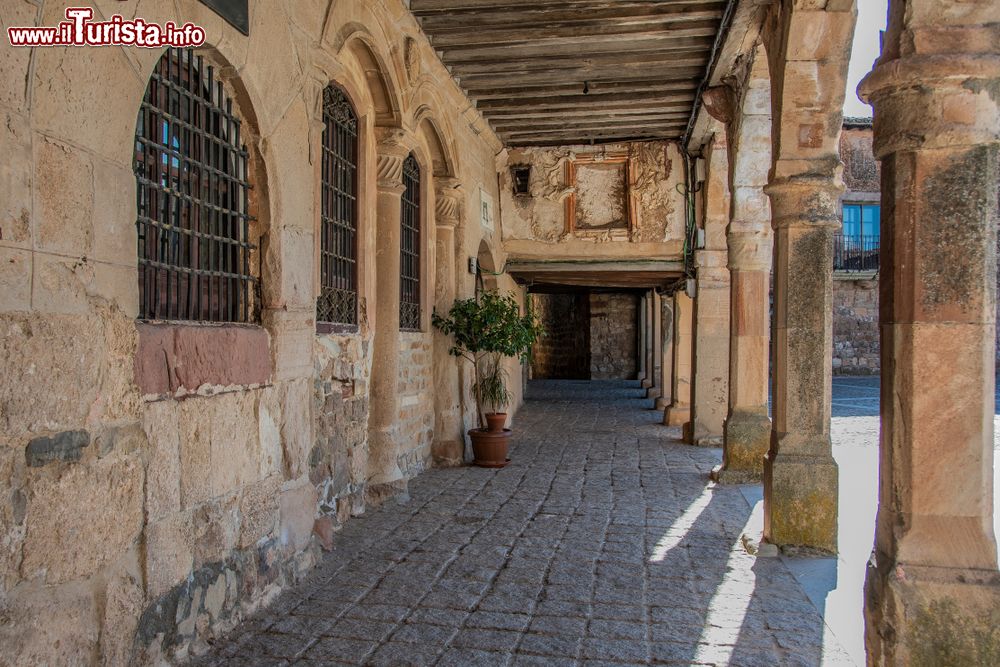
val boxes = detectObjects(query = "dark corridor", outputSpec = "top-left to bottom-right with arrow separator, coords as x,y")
530,290 -> 639,381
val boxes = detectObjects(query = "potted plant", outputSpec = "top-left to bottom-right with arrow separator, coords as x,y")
432,290 -> 543,467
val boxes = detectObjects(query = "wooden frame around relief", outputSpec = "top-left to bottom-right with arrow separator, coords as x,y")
564,152 -> 638,238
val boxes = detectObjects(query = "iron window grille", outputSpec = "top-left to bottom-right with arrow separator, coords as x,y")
134,48 -> 257,323
400,154 -> 422,331
316,85 -> 359,331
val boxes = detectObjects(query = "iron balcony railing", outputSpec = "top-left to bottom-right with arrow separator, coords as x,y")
834,234 -> 880,272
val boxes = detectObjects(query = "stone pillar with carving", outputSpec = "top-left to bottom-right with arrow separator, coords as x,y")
366,130 -> 410,493
664,290 -> 693,426
859,0 -> 1000,662
432,177 -> 465,465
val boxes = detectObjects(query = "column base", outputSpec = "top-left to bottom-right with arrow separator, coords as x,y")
763,449 -> 838,554
865,560 -> 1000,666
711,464 -> 759,485
684,420 -> 723,447
654,396 -> 671,410
641,378 -> 653,389
715,410 -> 772,483
646,387 -> 661,401
367,429 -> 404,487
664,404 -> 690,427
364,479 -> 409,507
432,439 -> 465,467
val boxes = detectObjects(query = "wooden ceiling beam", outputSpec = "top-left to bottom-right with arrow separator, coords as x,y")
467,79 -> 697,99
416,1 -> 724,28
477,91 -> 694,111
437,30 -> 718,62
500,124 -> 686,139
414,0 -> 722,148
494,117 -> 687,136
425,16 -> 722,48
484,106 -> 690,123
456,67 -> 706,90
411,0 -> 708,14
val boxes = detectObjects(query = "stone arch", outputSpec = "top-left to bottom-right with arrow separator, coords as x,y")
477,238 -> 499,293
415,111 -> 456,179
410,80 -> 462,176
334,26 -> 404,128
759,3 -> 852,174
728,43 -> 772,204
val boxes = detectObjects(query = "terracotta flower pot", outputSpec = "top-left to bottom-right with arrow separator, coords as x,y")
469,428 -> 512,468
485,412 -> 508,433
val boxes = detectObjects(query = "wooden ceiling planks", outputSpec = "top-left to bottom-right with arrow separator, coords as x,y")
411,0 -> 726,146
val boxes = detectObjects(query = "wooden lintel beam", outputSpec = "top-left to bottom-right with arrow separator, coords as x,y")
426,16 -> 722,49
467,79 -> 697,99
437,31 -> 718,63
477,91 -> 694,111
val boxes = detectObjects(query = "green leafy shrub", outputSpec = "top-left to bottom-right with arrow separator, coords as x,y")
432,290 -> 543,429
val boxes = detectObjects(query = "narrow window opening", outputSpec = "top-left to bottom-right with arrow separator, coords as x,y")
400,154 -> 422,331
317,85 -> 359,331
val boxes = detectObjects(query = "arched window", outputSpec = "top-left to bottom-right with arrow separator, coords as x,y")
399,154 -> 422,331
134,48 -> 256,323
317,85 -> 359,330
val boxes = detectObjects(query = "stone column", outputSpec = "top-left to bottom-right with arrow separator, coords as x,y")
686,134 -> 730,446
655,296 -> 674,410
760,1 -> 855,554
859,1 -> 1000,662
637,294 -> 647,382
713,50 -> 773,484
432,177 -> 464,466
664,290 -> 692,426
647,291 -> 662,400
763,175 -> 841,551
715,220 -> 772,482
366,129 -> 410,492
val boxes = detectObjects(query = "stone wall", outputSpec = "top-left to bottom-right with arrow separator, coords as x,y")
0,1 -> 513,664
530,293 -> 590,379
590,292 -> 639,380
499,141 -> 686,261
397,334 -> 434,478
312,336 -> 371,533
833,277 -> 880,375
840,123 -> 881,194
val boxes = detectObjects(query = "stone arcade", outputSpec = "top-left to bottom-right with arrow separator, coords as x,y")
0,0 -> 997,665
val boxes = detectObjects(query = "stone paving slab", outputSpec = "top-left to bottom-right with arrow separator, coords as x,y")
192,380 -> 855,666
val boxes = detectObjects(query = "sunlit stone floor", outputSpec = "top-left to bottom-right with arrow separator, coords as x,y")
193,379 -> 876,666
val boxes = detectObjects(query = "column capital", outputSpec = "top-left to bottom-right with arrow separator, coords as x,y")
375,127 -> 411,194
435,178 -> 464,228
764,173 -> 844,230
860,54 -> 1000,156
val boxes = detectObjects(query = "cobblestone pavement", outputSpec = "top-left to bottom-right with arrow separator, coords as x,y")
195,380 -> 856,666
